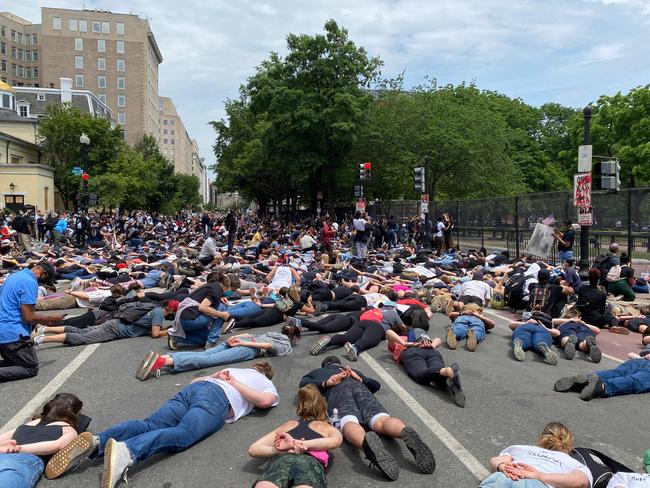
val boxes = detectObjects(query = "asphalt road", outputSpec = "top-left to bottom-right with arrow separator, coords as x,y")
2,305 -> 647,488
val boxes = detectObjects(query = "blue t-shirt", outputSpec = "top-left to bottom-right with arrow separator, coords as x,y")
117,307 -> 165,338
0,269 -> 38,344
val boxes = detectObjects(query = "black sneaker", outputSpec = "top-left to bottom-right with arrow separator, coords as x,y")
563,335 -> 578,360
586,336 -> 602,363
401,426 -> 436,474
554,374 -> 588,392
579,375 -> 605,401
167,335 -> 178,351
362,431 -> 399,481
446,362 -> 465,408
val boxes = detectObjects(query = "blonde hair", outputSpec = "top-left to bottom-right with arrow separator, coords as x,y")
288,285 -> 300,302
537,422 -> 574,453
296,385 -> 328,422
562,306 -> 581,319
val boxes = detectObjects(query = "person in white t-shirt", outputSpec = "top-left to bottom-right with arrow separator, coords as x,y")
608,472 -> 650,488
45,363 -> 278,488
479,422 -> 591,488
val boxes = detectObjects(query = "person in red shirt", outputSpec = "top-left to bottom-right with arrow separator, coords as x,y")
320,216 -> 335,256
386,330 -> 465,407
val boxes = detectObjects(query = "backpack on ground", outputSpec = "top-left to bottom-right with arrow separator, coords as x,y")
117,301 -> 157,324
530,284 -> 551,313
504,270 -> 527,310
570,447 -> 633,488
490,292 -> 505,310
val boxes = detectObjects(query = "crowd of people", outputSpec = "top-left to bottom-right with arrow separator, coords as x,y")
0,207 -> 649,487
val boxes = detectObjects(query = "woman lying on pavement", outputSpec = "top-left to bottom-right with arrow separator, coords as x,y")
136,323 -> 300,381
0,393 -> 84,488
289,310 -> 363,335
508,311 -> 560,365
551,307 -> 602,363
46,363 -> 279,488
385,329 -> 465,407
309,302 -> 403,361
478,421 -> 591,488
248,384 -> 343,488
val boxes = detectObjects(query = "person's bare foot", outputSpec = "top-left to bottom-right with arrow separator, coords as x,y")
431,337 -> 442,348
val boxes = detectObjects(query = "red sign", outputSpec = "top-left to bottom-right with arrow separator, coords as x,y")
356,198 -> 366,212
573,173 -> 591,207
421,193 -> 429,203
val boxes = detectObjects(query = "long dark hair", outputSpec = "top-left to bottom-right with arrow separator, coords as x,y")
34,393 -> 83,426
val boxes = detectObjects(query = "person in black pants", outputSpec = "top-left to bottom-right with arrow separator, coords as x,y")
310,320 -> 384,358
292,310 -> 362,334
317,294 -> 367,313
233,307 -> 284,329
143,288 -> 190,303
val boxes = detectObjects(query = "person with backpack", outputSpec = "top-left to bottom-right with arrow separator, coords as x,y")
526,268 -> 566,318
478,421 -> 592,488
508,311 -> 559,365
31,301 -> 174,347
577,268 -> 619,329
593,243 -> 621,288
607,266 -> 636,302
561,258 -> 582,295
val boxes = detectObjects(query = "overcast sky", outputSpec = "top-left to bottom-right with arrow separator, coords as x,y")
13,0 -> 650,176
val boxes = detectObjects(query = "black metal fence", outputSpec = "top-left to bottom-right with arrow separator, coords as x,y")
369,188 -> 650,263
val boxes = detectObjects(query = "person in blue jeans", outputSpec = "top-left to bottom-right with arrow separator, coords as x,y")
135,324 -> 300,381
508,312 -> 558,365
0,393 -> 83,488
446,310 -> 494,352
554,356 -> 650,401
46,364 -> 279,488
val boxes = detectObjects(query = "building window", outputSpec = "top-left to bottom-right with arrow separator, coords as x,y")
0,25 -> 5,37
102,21 -> 110,33
116,59 -> 125,71
118,112 -> 125,124
11,46 -> 16,59
1,42 -> 5,54
98,94 -> 106,104
117,95 -> 125,107
116,41 -> 124,54
97,58 -> 105,70
75,74 -> 84,87
163,119 -> 168,125
164,138 -> 168,144
17,102 -> 29,117
92,21 -> 100,33
32,50 -> 37,61
171,139 -> 175,145
25,67 -> 31,78
116,22 -> 124,35
75,55 -> 83,69
18,32 -> 24,44
79,20 -> 87,33
37,93 -> 45,101
69,19 -> 78,31
97,39 -> 105,53
18,49 -> 23,61
53,17 -> 62,30
0,60 -> 5,72
171,129 -> 175,135
98,75 -> 106,88
33,67 -> 38,78
117,77 -> 125,89
75,38 -> 83,50
2,93 -> 12,109
163,128 -> 168,134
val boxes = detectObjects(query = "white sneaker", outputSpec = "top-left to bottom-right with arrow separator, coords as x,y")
31,324 -> 46,339
221,318 -> 236,335
33,334 -> 45,350
101,439 -> 133,488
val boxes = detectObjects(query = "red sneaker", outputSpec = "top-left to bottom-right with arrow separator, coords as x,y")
136,352 -> 166,381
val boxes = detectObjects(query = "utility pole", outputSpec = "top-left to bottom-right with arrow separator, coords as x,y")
578,107 -> 592,277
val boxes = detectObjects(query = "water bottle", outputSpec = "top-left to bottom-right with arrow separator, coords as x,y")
330,408 -> 341,430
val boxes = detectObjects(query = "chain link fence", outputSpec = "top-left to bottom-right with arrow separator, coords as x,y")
369,188 -> 650,263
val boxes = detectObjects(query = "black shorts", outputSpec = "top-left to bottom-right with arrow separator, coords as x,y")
254,454 -> 327,488
557,321 -> 593,343
198,256 -> 213,266
326,379 -> 386,427
459,295 -> 483,306
627,317 -> 650,333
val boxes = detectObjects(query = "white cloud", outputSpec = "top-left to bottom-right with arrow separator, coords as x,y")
9,0 -> 650,174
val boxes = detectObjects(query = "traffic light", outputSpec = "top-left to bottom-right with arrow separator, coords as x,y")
364,162 -> 372,180
413,166 -> 425,193
593,160 -> 620,191
82,173 -> 89,193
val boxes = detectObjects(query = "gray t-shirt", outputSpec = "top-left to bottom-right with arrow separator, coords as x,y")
255,332 -> 293,356
198,237 -> 218,260
380,308 -> 404,332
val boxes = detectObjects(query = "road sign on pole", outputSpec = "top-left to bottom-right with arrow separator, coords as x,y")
420,193 -> 429,204
573,173 -> 592,207
577,205 -> 593,226
72,166 -> 83,176
578,145 -> 592,172
355,198 -> 366,212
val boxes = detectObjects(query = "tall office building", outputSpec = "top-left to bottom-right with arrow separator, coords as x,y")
0,8 -> 162,145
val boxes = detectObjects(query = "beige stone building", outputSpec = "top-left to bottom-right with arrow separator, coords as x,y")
0,8 -> 162,145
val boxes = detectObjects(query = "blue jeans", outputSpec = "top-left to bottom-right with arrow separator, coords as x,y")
97,381 -> 228,463
142,270 -> 163,288
479,472 -> 547,487
452,317 -> 486,342
227,301 -> 262,320
170,342 -> 259,372
0,453 -> 44,488
179,303 -> 227,345
558,250 -> 573,264
596,358 -> 650,397
512,323 -> 552,354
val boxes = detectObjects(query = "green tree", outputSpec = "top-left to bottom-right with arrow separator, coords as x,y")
37,104 -> 122,209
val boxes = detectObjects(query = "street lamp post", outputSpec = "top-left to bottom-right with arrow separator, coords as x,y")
578,107 -> 592,277
79,133 -> 90,211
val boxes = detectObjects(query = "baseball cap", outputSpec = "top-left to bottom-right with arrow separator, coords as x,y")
644,448 -> 650,474
35,260 -> 56,286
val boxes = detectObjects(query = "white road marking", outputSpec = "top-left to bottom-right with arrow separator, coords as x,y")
360,353 -> 490,480
1,344 -> 100,432
482,309 -> 624,364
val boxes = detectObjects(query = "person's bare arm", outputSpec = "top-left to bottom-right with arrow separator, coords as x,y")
198,298 -> 223,318
21,304 -> 63,326
225,375 -> 277,409
151,325 -> 167,338
247,420 -> 297,458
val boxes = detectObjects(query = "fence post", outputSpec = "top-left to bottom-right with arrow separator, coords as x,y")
515,196 -> 520,259
480,202 -> 485,251
627,189 -> 633,259
455,199 -> 460,250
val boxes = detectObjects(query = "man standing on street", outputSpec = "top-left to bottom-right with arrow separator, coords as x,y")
225,209 -> 238,255
554,220 -> 575,264
12,210 -> 33,252
74,212 -> 89,248
0,261 -> 61,382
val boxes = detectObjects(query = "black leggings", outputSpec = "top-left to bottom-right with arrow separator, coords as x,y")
62,310 -> 97,330
145,288 -> 190,302
329,320 -> 385,353
301,314 -> 357,333
323,295 -> 367,312
310,288 -> 334,302
400,347 -> 446,388
234,308 -> 283,329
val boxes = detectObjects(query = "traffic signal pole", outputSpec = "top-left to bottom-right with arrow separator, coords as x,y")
578,107 -> 592,277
